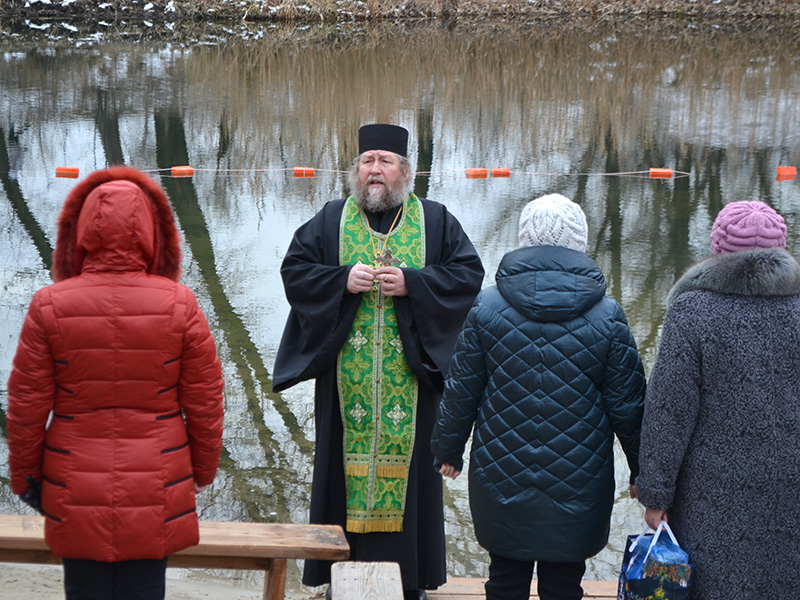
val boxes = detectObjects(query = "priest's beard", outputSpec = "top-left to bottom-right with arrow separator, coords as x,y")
348,170 -> 412,213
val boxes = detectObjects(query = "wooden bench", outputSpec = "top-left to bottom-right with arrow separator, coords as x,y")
0,514 -> 349,600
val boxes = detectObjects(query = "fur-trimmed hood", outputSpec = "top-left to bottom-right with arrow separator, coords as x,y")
667,247 -> 800,306
52,167 -> 181,282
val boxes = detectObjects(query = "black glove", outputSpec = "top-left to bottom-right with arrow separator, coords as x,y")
19,477 -> 43,515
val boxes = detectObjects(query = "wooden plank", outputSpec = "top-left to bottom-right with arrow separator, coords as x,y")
0,514 -> 48,552
428,577 -> 618,599
167,555 -> 272,570
182,521 -> 350,561
0,515 -> 349,566
331,561 -> 403,600
578,580 -> 619,598
0,548 -> 58,565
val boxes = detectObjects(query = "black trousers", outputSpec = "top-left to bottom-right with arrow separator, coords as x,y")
62,557 -> 168,600
485,552 -> 586,600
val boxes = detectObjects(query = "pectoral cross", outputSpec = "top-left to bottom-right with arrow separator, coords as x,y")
375,247 -> 401,268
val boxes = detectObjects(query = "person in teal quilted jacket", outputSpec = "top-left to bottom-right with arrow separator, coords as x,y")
431,194 -> 645,600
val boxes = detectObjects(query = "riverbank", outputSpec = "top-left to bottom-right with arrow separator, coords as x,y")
1,0 -> 798,51
2,0 -> 800,24
0,563 -> 622,599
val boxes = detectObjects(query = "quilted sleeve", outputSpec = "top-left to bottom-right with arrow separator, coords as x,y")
177,286 -> 225,487
7,291 -> 57,495
431,305 -> 487,472
600,302 -> 646,483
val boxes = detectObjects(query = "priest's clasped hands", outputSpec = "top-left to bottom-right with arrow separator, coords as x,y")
347,262 -> 408,296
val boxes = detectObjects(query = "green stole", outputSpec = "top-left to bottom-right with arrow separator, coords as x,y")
337,194 -> 425,533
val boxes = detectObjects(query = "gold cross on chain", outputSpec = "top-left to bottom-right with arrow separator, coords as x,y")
375,247 -> 401,267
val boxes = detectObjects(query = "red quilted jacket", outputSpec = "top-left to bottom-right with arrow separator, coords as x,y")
7,167 -> 225,562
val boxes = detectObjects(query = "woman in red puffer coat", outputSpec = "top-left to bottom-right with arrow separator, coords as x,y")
7,167 -> 225,600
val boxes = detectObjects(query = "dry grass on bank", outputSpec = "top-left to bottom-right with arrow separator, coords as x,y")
2,0 -> 800,22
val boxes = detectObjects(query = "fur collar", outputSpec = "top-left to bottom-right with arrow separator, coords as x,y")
668,248 -> 800,306
52,167 -> 181,282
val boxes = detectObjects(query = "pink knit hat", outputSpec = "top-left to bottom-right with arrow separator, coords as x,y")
710,201 -> 787,255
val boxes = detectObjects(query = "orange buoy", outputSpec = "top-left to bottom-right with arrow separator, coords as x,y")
55,167 -> 80,178
171,166 -> 194,177
649,168 -> 674,179
490,168 -> 511,178
776,166 -> 797,182
465,168 -> 488,179
293,167 -> 315,178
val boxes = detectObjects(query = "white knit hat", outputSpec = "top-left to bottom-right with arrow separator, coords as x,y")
518,194 -> 588,252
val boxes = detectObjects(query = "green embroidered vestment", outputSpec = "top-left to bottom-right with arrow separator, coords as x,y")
337,195 -> 425,533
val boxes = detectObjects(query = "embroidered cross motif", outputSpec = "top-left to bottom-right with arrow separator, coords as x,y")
389,336 -> 404,354
386,403 -> 409,427
349,402 -> 368,425
375,247 -> 401,267
349,330 -> 368,352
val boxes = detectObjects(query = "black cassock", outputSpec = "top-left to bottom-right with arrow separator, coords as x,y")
273,197 -> 484,591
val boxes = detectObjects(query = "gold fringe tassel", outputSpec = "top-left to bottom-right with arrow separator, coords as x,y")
347,518 -> 404,534
346,464 -> 369,477
376,465 -> 408,478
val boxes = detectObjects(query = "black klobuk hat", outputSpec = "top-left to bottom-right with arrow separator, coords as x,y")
358,124 -> 409,157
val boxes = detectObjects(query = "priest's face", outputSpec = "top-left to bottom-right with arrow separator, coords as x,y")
349,150 -> 412,212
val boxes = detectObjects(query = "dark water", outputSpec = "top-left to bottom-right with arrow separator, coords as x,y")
1,19 -> 800,593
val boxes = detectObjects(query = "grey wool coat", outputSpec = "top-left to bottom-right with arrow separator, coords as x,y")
636,248 -> 800,600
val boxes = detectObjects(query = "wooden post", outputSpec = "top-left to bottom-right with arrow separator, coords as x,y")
263,558 -> 287,600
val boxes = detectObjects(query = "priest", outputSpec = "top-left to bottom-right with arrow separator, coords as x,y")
273,123 -> 484,600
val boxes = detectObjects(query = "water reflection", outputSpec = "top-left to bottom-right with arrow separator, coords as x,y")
1,19 -> 800,592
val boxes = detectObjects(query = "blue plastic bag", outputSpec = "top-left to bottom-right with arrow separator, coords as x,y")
617,526 -> 651,600
618,521 -> 693,600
